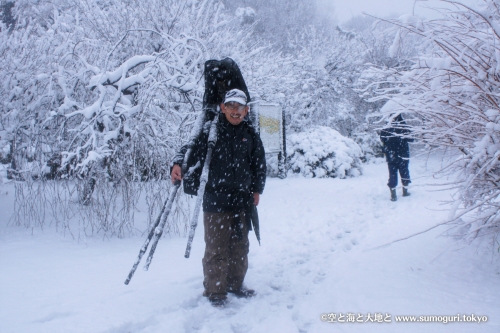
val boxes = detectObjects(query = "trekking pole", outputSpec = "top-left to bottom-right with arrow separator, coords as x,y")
124,180 -> 180,285
181,109 -> 207,175
143,180 -> 181,271
124,106 -> 210,284
184,112 -> 219,258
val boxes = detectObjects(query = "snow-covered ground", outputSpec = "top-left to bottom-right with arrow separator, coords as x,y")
1,154 -> 499,333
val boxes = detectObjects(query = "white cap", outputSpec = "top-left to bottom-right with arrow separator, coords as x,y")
224,89 -> 247,105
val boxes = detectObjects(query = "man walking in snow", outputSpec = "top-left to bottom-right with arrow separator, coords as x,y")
171,89 -> 266,307
380,114 -> 413,201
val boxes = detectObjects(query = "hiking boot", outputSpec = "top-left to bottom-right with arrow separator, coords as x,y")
208,296 -> 227,308
402,187 -> 410,197
203,291 -> 228,307
390,188 -> 397,202
227,287 -> 255,298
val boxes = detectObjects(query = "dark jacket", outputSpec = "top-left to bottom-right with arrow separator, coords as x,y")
173,114 -> 266,213
380,116 -> 413,164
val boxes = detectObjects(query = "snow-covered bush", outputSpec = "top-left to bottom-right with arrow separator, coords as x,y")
235,7 -> 255,25
265,153 -> 286,178
367,0 -> 500,245
352,130 -> 384,162
287,126 -> 362,178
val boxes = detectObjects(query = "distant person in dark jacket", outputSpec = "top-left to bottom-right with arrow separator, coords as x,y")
380,114 -> 413,201
171,89 -> 266,307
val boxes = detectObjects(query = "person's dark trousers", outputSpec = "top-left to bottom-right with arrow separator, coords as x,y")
202,211 -> 249,300
387,159 -> 411,188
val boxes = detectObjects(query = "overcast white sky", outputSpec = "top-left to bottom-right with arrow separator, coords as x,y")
318,0 -> 481,24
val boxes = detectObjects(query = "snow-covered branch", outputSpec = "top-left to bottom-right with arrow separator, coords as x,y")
366,0 -> 500,244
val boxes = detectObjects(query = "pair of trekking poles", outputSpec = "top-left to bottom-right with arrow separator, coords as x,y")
124,111 -> 219,285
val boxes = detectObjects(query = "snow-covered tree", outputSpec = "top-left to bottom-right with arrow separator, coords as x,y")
1,0 -> 437,237
221,0 -> 332,51
367,0 -> 500,245
1,0 -> 308,237
1,0 -> 287,236
276,20 -> 403,161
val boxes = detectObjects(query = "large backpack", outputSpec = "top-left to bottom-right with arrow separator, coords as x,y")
182,58 -> 250,196
203,58 -> 250,109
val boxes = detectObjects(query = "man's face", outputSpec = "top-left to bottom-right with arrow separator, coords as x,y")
220,102 -> 249,125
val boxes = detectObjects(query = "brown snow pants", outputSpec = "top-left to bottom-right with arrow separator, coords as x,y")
202,211 -> 249,299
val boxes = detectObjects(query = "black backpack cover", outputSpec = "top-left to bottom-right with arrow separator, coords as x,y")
182,58 -> 250,196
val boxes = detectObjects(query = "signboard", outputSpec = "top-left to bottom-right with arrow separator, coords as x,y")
249,102 -> 286,178
257,103 -> 283,154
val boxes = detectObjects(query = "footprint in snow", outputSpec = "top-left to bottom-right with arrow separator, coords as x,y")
313,272 -> 326,284
34,311 -> 73,323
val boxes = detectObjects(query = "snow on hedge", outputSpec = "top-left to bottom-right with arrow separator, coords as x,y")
287,126 -> 363,178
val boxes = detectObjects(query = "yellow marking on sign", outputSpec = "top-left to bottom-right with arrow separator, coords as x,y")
260,115 -> 280,134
